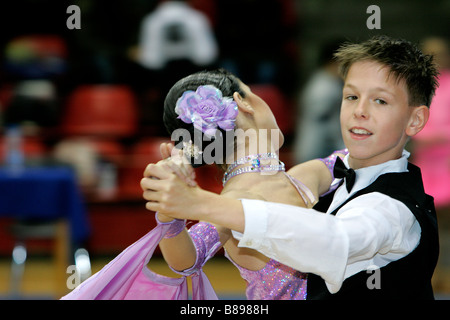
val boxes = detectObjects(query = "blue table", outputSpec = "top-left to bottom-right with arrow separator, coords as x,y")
0,166 -> 90,244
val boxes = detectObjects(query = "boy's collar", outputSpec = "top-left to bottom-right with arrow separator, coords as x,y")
343,150 -> 410,170
342,150 -> 410,193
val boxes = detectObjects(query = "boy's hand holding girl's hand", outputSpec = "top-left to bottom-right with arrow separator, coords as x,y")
141,142 -> 198,222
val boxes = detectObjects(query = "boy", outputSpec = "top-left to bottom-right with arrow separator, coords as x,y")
142,36 -> 440,299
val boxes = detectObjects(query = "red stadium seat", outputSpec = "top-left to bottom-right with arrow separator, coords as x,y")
61,85 -> 139,138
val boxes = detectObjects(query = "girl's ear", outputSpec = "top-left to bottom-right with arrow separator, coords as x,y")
406,105 -> 429,137
233,92 -> 254,115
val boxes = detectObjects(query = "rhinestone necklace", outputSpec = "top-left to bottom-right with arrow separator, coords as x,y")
222,153 -> 285,186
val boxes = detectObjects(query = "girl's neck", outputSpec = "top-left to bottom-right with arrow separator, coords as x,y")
224,139 -> 279,165
222,151 -> 284,188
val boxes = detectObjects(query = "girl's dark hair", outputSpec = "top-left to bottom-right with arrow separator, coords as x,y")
163,68 -> 245,168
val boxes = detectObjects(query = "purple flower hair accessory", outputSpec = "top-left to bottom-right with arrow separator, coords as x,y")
175,85 -> 238,137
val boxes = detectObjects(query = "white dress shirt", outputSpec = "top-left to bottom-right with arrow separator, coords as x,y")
232,150 -> 421,294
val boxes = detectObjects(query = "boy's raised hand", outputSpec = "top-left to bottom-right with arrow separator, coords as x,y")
140,158 -> 205,221
141,142 -> 200,220
157,142 -> 196,187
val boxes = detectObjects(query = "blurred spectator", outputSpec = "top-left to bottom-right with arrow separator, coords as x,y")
3,35 -> 67,81
53,138 -> 99,193
412,36 -> 450,293
129,0 -> 219,135
294,40 -> 345,162
135,0 -> 218,71
64,0 -> 158,89
215,0 -> 298,95
0,33 -> 69,141
412,36 -> 450,209
3,80 -> 59,134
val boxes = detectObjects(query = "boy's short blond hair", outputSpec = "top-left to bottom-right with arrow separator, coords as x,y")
334,35 -> 439,107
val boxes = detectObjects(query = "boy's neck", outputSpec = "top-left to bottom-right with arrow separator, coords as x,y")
348,149 -> 405,169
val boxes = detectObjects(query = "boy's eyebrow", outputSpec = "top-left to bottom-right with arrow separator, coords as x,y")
343,83 -> 357,91
343,83 -> 395,97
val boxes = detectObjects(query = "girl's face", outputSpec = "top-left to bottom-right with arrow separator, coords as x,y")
238,82 -> 284,151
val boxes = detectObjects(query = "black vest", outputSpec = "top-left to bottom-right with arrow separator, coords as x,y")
307,162 -> 439,299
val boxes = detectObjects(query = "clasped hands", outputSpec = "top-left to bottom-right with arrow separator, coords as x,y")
140,142 -> 201,221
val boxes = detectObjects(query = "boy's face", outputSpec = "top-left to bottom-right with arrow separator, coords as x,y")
340,60 -> 428,169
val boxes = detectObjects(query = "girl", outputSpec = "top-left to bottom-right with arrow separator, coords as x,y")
142,69 -> 342,299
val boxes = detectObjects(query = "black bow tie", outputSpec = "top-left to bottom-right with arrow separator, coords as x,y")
333,157 -> 356,193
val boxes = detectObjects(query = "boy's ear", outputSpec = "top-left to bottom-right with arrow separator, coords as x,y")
233,92 -> 254,115
406,105 -> 429,136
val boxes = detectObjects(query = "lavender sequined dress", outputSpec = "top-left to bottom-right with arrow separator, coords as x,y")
178,173 -> 315,300
225,252 -> 308,300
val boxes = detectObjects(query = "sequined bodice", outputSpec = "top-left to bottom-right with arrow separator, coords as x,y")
225,173 -> 313,300
186,173 -> 314,300
225,252 -> 308,300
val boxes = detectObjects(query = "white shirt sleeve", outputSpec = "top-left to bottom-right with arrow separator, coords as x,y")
235,193 -> 421,293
